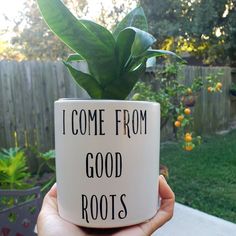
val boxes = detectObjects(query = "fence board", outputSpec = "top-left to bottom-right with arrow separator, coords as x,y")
192,67 -> 232,134
2,62 -> 16,147
0,61 -> 234,150
0,62 -> 6,147
23,61 -> 35,147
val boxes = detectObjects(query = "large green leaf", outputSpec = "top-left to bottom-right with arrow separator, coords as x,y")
113,6 -> 148,39
116,28 -> 136,76
0,150 -> 30,189
115,27 -> 156,75
66,54 -> 84,62
129,27 -> 156,57
79,19 -> 119,81
141,49 -> 180,59
102,62 -> 146,99
129,49 -> 180,70
37,1 -> 178,100
63,62 -> 103,99
37,0 -> 117,84
80,19 -> 115,49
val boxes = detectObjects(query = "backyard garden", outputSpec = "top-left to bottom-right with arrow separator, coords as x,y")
0,0 -> 236,235
161,130 -> 236,223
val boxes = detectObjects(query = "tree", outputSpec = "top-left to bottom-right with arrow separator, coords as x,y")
96,0 -> 137,30
11,0 -> 88,60
139,0 -> 236,66
0,40 -> 25,61
11,0 -> 137,61
132,62 -> 223,151
139,0 -> 183,44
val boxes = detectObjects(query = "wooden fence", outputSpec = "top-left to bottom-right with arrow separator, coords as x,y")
160,66 -> 233,140
0,61 -> 88,151
0,61 -> 234,151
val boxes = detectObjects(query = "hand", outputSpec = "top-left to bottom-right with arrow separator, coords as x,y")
37,175 -> 175,236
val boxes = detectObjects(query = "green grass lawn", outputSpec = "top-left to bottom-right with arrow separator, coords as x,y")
160,129 -> 236,223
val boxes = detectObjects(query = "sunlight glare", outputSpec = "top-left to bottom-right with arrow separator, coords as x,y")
87,0 -> 114,18
0,0 -> 24,28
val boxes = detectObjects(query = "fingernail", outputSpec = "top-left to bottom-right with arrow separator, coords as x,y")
160,175 -> 167,182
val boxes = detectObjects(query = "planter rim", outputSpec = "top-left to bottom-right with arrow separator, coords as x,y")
56,98 -> 160,106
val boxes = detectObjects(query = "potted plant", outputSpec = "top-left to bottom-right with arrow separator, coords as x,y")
37,0 -> 178,228
181,93 -> 196,107
230,83 -> 236,96
0,148 -> 41,235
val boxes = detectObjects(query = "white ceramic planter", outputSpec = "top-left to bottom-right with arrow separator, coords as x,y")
54,99 -> 160,228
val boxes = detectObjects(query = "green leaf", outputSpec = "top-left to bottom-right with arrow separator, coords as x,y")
41,150 -> 55,160
78,20 -> 119,84
37,0 -> 113,57
66,54 -> 84,62
113,6 -> 148,39
129,49 -> 181,71
102,62 -> 146,99
37,0 -> 117,85
115,27 -> 155,77
80,19 -> 115,50
0,150 -> 30,189
63,62 -> 103,99
37,1 -> 178,100
141,49 -> 179,58
130,27 -> 156,57
116,28 -> 136,76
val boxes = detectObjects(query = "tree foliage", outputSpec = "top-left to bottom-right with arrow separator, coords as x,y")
0,40 -> 25,61
11,0 -> 137,61
140,0 -> 236,66
5,0 -> 236,65
96,0 -> 137,30
132,62 -> 223,151
11,0 -> 88,60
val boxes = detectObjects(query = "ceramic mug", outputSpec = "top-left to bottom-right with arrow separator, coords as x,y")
54,99 -> 160,228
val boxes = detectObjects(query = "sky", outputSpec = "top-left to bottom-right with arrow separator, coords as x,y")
0,0 -> 24,28
0,0 -> 136,41
0,0 -> 25,41
0,0 -> 135,27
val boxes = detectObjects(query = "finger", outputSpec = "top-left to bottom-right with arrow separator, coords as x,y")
37,183 -> 59,233
47,183 -> 57,198
40,183 -> 58,214
149,176 -> 175,230
159,175 -> 175,200
140,176 -> 175,235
